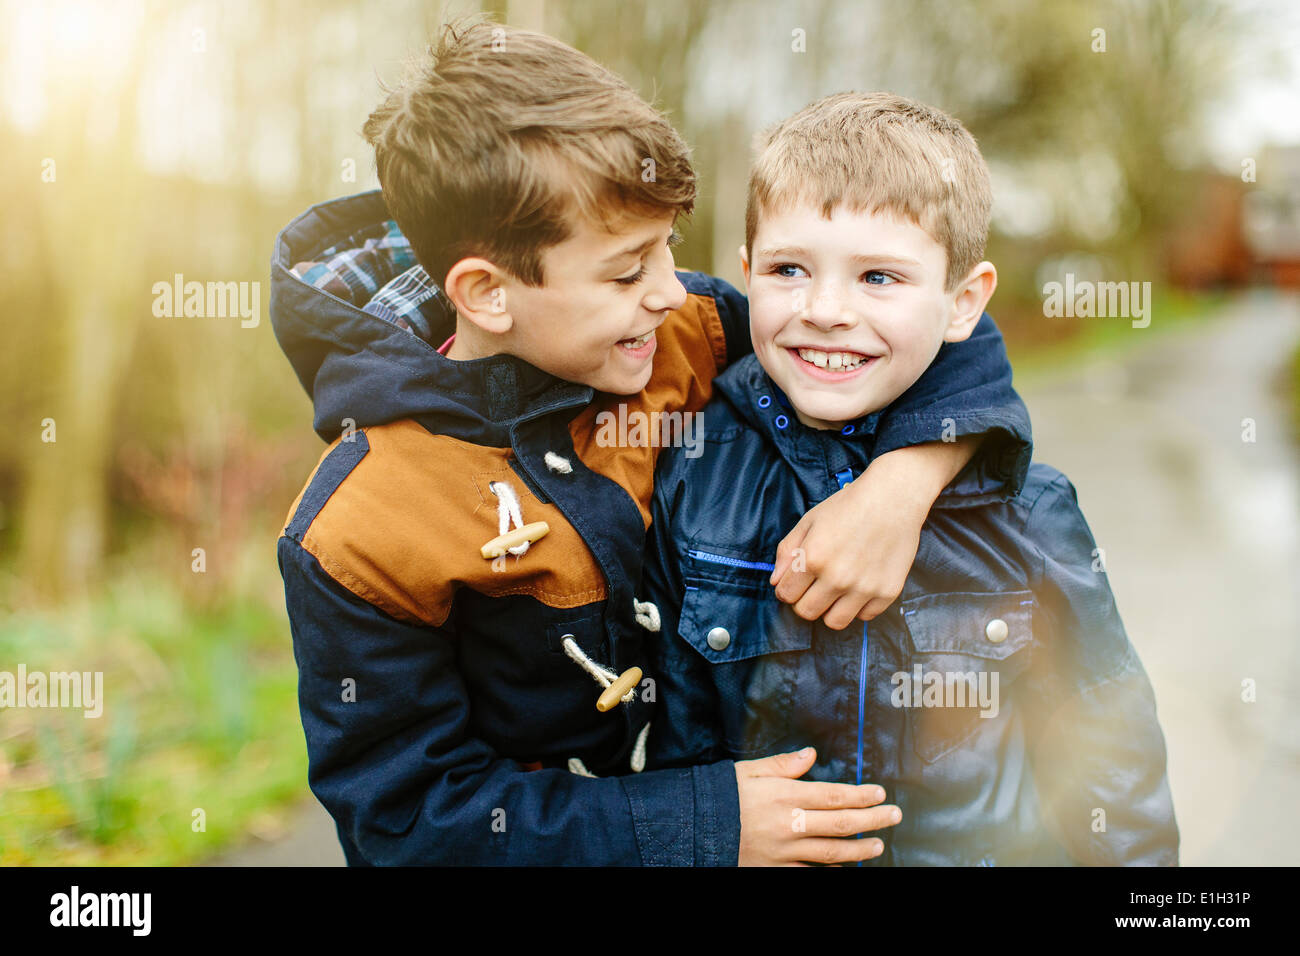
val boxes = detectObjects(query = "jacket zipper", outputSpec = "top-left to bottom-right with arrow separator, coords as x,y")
831,466 -> 867,787
856,620 -> 868,786
856,619 -> 869,866
687,549 -> 776,572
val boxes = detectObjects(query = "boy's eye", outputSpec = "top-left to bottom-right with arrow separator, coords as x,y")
864,270 -> 897,285
772,263 -> 806,278
613,232 -> 679,285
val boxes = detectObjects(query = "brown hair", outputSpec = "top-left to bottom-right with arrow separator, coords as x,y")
745,91 -> 992,291
363,19 -> 696,287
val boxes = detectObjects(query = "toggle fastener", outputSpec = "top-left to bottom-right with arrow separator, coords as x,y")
480,521 -> 550,559
561,634 -> 642,713
596,667 -> 643,713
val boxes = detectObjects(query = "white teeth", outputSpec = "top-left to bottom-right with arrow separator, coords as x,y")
797,347 -> 868,370
620,331 -> 653,349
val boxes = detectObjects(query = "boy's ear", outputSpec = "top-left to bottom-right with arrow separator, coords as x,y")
943,261 -> 997,343
738,244 -> 751,287
444,257 -> 514,335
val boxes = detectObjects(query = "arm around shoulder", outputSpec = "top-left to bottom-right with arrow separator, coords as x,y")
875,312 -> 1033,499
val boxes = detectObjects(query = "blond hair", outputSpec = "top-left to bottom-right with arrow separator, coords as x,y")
364,19 -> 695,287
745,92 -> 991,290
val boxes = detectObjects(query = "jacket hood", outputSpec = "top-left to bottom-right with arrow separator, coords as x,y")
271,190 -> 590,444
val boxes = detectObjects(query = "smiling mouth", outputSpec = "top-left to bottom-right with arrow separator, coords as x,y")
791,346 -> 877,371
618,330 -> 655,350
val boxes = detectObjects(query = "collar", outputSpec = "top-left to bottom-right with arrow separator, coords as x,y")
716,354 -> 883,447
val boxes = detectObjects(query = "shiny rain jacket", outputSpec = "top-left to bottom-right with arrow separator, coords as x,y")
643,353 -> 1179,866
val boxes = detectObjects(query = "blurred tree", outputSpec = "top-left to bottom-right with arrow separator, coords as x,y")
834,0 -> 1261,274
0,0 -> 1276,609
1,0 -> 385,602
12,8 -> 154,602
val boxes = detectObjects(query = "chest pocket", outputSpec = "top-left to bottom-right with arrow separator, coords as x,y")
678,565 -> 813,758
898,590 -> 1036,765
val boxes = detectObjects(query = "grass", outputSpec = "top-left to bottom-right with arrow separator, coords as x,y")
0,548 -> 307,865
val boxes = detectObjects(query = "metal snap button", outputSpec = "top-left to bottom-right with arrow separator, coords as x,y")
707,626 -> 731,651
985,618 -> 1009,643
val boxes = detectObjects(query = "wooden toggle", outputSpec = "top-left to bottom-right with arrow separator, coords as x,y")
596,666 -> 643,713
480,521 -> 550,559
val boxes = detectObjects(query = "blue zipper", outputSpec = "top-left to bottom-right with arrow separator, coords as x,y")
856,619 -> 869,865
856,620 -> 868,786
687,549 -> 776,572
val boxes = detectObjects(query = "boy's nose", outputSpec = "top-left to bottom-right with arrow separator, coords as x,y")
803,283 -> 856,329
646,270 -> 688,313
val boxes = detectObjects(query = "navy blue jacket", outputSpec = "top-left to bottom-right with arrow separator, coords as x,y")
271,190 -> 1033,865
643,354 -> 1179,865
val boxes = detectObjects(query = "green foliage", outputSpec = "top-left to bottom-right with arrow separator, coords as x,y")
0,546 -> 306,865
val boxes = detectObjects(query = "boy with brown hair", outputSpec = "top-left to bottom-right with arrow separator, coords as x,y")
272,24 -> 1032,865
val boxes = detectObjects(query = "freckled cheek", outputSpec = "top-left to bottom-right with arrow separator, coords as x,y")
755,289 -> 796,319
749,306 -> 788,349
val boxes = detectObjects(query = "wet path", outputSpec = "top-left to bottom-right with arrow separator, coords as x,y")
1020,289 -> 1300,865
